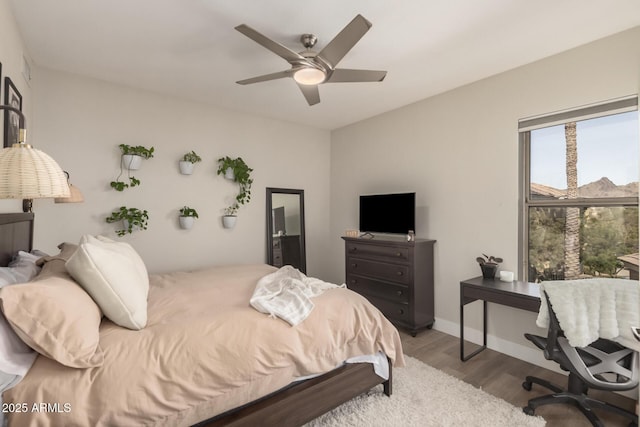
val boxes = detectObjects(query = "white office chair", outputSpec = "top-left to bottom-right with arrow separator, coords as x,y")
523,292 -> 639,427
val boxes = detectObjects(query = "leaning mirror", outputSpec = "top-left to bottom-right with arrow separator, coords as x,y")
266,188 -> 306,273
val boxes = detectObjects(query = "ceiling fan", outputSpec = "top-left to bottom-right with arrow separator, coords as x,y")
235,14 -> 387,106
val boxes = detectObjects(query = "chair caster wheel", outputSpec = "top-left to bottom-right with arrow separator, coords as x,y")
522,381 -> 532,391
523,406 -> 535,416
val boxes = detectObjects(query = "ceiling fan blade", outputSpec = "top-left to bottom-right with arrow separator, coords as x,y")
327,69 -> 387,83
317,14 -> 372,68
236,70 -> 292,85
235,24 -> 306,64
297,84 -> 320,106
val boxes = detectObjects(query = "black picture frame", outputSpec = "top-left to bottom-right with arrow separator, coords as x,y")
4,77 -> 22,148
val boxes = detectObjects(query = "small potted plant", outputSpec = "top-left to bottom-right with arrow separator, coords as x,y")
179,206 -> 199,229
476,254 -> 503,279
111,144 -> 155,191
119,144 -> 154,170
106,206 -> 149,236
222,204 -> 238,229
179,151 -> 202,175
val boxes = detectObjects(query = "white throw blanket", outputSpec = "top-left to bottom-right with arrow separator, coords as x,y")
250,266 -> 345,326
537,278 -> 640,350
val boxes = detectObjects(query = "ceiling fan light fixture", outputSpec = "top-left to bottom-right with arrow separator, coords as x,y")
293,67 -> 326,85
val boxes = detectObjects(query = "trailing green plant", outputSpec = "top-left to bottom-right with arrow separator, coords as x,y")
217,156 -> 253,214
179,206 -> 199,218
119,144 -> 155,159
106,206 -> 149,236
111,144 -> 155,191
110,176 -> 140,191
182,151 -> 202,163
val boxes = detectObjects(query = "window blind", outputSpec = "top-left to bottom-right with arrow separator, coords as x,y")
518,96 -> 638,132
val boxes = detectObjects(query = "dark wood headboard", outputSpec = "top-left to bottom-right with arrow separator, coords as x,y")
0,213 -> 34,267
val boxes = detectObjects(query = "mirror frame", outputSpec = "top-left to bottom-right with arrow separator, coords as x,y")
266,187 -> 306,273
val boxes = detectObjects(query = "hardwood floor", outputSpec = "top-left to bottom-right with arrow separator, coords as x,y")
400,329 -> 638,427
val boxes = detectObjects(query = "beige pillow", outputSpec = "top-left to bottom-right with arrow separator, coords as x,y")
35,242 -> 78,280
66,235 -> 149,330
0,275 -> 104,368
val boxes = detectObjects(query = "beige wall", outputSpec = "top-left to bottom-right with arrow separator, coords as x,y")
329,26 -> 640,366
26,69 -> 331,276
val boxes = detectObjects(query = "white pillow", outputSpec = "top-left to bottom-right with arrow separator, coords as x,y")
65,235 -> 149,330
0,251 -> 42,286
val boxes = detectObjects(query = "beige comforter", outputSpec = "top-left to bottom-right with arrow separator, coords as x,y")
5,264 -> 404,426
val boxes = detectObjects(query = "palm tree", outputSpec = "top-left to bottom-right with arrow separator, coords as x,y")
564,122 -> 581,279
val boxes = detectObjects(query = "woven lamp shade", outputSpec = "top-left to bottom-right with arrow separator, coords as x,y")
0,144 -> 70,199
55,184 -> 84,203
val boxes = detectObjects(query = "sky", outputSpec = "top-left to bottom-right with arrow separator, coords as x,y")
530,110 -> 638,189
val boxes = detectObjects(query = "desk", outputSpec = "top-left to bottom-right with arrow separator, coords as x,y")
460,276 -> 541,361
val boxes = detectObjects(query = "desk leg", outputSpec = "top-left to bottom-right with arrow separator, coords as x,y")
460,300 -> 488,361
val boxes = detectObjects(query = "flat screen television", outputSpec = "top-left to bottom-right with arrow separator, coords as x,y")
359,192 -> 415,235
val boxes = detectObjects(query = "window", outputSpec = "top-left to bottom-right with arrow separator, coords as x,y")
519,97 -> 639,282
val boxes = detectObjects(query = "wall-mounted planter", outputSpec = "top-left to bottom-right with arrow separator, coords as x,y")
105,206 -> 149,237
178,206 -> 198,229
224,167 -> 235,180
179,151 -> 201,175
123,219 -> 141,233
111,145 -> 154,191
179,216 -> 194,229
179,161 -> 195,175
122,154 -> 142,170
222,215 -> 237,229
216,157 -> 253,224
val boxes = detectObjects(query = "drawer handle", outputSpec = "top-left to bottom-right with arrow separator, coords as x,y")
396,290 -> 403,296
350,279 -> 357,285
351,263 -> 358,268
398,309 -> 405,315
350,247 -> 357,252
396,252 -> 402,257
396,271 -> 403,276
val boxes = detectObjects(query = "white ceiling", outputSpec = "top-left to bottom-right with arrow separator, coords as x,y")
9,0 -> 640,130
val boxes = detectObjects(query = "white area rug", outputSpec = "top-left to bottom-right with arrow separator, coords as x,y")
306,355 -> 546,427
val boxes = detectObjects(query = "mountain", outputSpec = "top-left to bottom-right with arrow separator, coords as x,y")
578,177 -> 638,198
531,177 -> 638,199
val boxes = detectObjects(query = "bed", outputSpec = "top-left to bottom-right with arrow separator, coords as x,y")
0,213 -> 404,426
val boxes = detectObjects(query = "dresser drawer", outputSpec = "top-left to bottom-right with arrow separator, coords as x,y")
364,295 -> 410,323
346,242 -> 409,261
347,257 -> 410,284
272,241 -> 283,267
272,251 -> 283,267
347,276 -> 409,304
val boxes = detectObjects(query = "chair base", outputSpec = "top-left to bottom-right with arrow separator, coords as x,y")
522,375 -> 639,427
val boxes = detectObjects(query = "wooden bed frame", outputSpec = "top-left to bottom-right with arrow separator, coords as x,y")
0,212 -> 392,427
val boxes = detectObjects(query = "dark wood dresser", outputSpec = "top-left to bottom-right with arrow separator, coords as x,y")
272,235 -> 302,270
342,236 -> 436,336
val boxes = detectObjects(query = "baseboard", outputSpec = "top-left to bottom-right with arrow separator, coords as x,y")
433,317 -> 566,374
